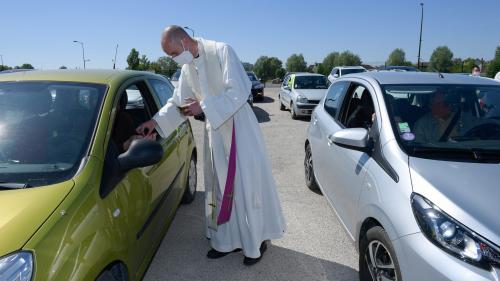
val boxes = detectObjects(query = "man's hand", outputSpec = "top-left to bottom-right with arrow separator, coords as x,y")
136,119 -> 157,136
179,97 -> 203,116
123,133 -> 158,151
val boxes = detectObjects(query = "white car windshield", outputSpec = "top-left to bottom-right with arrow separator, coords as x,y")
342,68 -> 366,75
294,76 -> 328,89
383,84 -> 500,161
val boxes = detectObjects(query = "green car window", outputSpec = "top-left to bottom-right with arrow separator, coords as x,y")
149,79 -> 174,106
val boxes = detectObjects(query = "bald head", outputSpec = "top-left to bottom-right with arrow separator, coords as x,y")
161,25 -> 197,57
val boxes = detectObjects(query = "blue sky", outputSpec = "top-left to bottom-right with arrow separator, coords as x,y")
1,0 -> 499,69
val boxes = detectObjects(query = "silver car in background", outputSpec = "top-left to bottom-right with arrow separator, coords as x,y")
328,66 -> 367,83
305,72 -> 500,280
278,73 -> 328,119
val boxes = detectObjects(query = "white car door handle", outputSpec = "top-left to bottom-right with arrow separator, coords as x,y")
312,116 -> 318,125
327,134 -> 335,146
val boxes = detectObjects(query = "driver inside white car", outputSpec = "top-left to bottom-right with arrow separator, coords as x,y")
413,91 -> 476,143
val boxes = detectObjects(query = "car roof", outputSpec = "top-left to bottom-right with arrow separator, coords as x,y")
379,66 -> 419,71
293,72 -> 325,77
335,66 -> 365,69
0,69 -> 161,85
344,71 -> 500,86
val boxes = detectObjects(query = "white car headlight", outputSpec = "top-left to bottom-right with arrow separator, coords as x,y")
0,251 -> 33,281
296,95 -> 308,104
412,193 -> 500,270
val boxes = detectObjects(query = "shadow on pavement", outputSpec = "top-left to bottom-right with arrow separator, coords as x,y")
252,106 -> 271,123
144,191 -> 358,281
256,96 -> 275,104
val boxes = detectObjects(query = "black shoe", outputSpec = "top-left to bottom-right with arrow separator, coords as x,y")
206,248 -> 241,259
243,241 -> 268,266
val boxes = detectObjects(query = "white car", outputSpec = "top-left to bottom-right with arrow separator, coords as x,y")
306,71 -> 500,281
328,66 -> 367,83
278,73 -> 328,119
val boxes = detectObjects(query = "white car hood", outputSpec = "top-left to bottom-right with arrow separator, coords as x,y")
409,156 -> 500,244
294,89 -> 327,101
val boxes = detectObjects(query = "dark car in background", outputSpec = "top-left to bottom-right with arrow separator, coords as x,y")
247,71 -> 265,101
170,69 -> 181,87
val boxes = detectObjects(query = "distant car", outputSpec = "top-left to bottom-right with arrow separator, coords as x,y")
378,65 -> 420,72
246,71 -> 265,100
306,71 -> 500,281
0,70 -> 197,281
327,66 -> 366,83
278,73 -> 328,119
170,69 -> 181,87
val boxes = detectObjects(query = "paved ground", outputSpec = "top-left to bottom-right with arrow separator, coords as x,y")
144,85 -> 359,281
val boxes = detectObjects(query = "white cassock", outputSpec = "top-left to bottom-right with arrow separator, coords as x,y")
153,38 -> 286,258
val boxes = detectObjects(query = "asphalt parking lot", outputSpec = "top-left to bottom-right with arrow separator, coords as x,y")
144,85 -> 359,281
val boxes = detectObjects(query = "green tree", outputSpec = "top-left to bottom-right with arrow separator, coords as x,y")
127,48 -> 140,70
386,48 -> 406,66
450,58 -> 463,73
275,68 -> 286,79
18,63 -> 34,69
253,56 -> 283,82
463,58 -> 479,73
319,52 -> 340,75
315,63 -> 327,75
138,55 -> 150,71
286,53 -> 307,72
450,57 -> 479,73
338,51 -> 362,66
152,56 -> 179,77
486,46 -> 500,78
429,46 -> 454,72
242,62 -> 253,71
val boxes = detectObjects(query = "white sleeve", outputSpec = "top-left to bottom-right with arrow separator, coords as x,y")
153,66 -> 193,138
199,44 -> 252,130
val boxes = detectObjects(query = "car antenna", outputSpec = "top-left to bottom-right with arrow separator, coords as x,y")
432,68 -> 445,78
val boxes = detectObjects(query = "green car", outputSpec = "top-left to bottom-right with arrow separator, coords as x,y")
0,70 -> 197,281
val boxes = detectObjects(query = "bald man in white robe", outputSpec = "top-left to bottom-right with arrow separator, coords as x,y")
136,25 -> 285,265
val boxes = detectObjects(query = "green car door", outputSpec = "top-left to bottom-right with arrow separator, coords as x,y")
99,77 -> 183,279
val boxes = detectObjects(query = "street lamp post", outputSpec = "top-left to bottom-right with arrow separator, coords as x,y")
113,44 -> 119,69
73,40 -> 89,69
417,3 -> 424,70
184,26 -> 195,37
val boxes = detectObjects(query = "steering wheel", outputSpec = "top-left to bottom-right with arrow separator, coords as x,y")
462,123 -> 500,140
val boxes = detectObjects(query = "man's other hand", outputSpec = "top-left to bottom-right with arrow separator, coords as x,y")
179,97 -> 203,116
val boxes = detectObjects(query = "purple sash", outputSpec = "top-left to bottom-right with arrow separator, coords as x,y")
217,121 -> 237,225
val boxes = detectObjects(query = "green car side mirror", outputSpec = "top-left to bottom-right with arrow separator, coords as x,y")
118,139 -> 163,172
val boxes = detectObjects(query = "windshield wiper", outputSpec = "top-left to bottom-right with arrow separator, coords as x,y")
412,146 -> 500,162
0,182 -> 31,190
